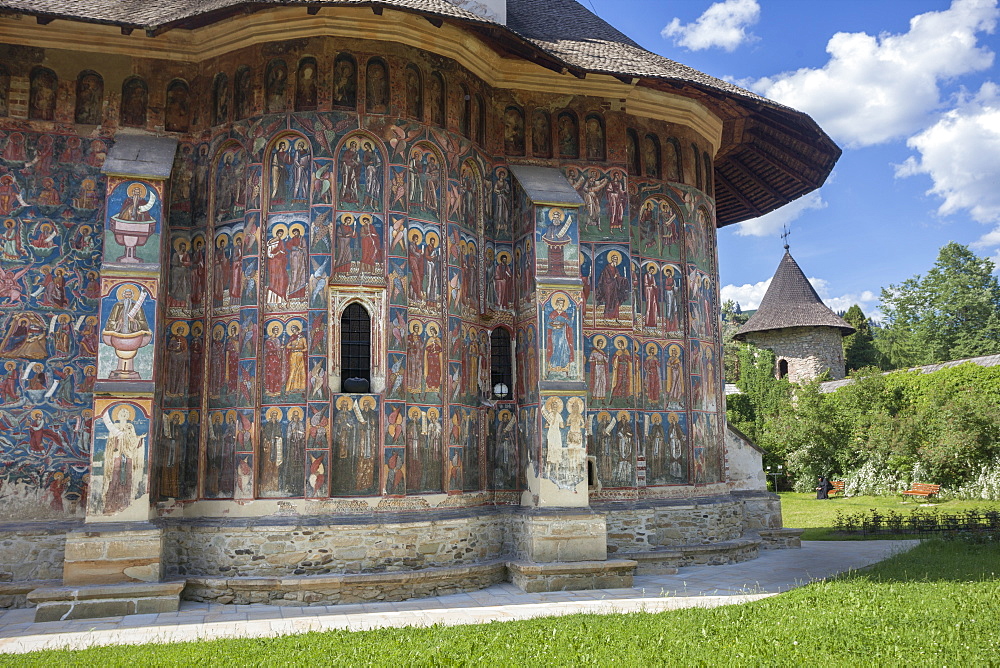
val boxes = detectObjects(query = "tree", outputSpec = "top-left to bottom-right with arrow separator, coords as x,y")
842,304 -> 883,372
877,242 -> 1000,368
721,300 -> 749,382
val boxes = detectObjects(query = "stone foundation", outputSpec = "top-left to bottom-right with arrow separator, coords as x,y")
28,581 -> 184,622
507,559 -> 636,593
0,522 -> 77,609
601,497 -> 746,554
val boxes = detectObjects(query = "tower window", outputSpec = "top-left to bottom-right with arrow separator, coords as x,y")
341,303 -> 371,392
491,328 -> 513,400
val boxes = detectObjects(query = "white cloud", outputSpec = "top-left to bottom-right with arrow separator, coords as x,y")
722,277 -> 878,315
662,0 -> 760,52
751,0 -> 999,148
895,82 -> 1000,244
734,190 -> 827,237
721,278 -> 771,310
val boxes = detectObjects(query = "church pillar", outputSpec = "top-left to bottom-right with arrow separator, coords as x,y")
30,137 -> 184,622
505,167 -> 628,587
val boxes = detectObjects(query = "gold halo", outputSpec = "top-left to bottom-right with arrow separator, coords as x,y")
408,406 -> 422,419
652,413 -> 663,424
668,344 -> 681,357
359,214 -> 373,225
545,396 -> 563,413
233,231 -> 245,245
617,410 -> 630,421
171,322 -> 190,336
592,335 -> 607,349
340,213 -> 356,225
662,265 -> 675,276
168,411 -> 186,424
496,251 -> 511,263
126,182 -> 147,199
646,263 -> 657,274
216,233 -> 229,248
427,407 -> 439,420
269,223 -> 288,238
288,223 -> 306,237
189,411 -> 201,423
465,240 -> 476,253
287,407 -> 304,420
173,236 -> 190,252
78,225 -> 92,236
192,235 -> 205,249
226,409 -> 238,422
668,412 -> 679,423
228,321 -> 240,336
613,336 -> 629,349
408,229 -> 423,244
548,207 -> 565,222
360,396 -> 376,411
426,323 -> 439,336
114,283 -> 142,302
646,343 -> 658,355
336,396 -> 353,410
268,322 -> 284,336
597,410 -> 611,421
112,404 -> 136,422
213,323 -> 226,338
606,250 -> 622,265
212,412 -> 224,424
425,231 -> 440,246
550,291 -> 571,308
287,320 -> 303,332
567,397 -> 584,413
191,322 -> 204,335
409,321 -> 423,335
498,409 -> 512,421
266,407 -> 283,420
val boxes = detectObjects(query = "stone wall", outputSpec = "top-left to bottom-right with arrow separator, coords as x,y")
0,522 -> 75,607
162,511 -> 511,578
745,326 -> 846,382
725,424 -> 766,492
601,497 -> 745,554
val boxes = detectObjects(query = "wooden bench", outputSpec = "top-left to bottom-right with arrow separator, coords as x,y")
829,480 -> 845,497
901,483 -> 941,499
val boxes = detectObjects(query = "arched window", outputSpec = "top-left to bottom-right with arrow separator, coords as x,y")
29,66 -> 58,121
365,58 -> 389,115
532,110 -> 551,158
341,303 -> 371,392
585,113 -> 605,161
504,105 -> 525,156
665,138 -> 682,182
643,134 -> 661,178
557,111 -> 579,158
296,57 -> 319,111
626,129 -> 641,176
212,73 -> 229,126
75,70 -> 103,125
405,64 -> 423,120
459,84 -> 471,138
429,71 -> 446,126
120,76 -> 148,127
265,59 -> 288,114
165,79 -> 190,132
777,359 -> 789,379
234,66 -> 253,120
491,327 -> 513,399
333,53 -> 357,108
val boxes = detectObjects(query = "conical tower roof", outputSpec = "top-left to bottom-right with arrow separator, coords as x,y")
735,250 -> 855,339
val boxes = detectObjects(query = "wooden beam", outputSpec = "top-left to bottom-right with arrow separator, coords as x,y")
745,146 -> 819,190
714,168 -> 761,217
747,126 -> 819,173
729,155 -> 785,202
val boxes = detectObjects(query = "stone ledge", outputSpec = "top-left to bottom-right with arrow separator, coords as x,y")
618,537 -> 762,572
756,528 -> 804,549
27,581 -> 185,622
507,559 -> 636,593
0,580 -> 61,610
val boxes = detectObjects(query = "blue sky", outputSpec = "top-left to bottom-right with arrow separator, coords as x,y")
585,0 -> 1000,317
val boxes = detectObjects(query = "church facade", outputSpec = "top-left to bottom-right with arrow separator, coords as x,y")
0,0 -> 839,617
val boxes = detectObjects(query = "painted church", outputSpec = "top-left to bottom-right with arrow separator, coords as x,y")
0,0 -> 840,619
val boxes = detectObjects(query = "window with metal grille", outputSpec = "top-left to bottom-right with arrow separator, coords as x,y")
490,328 -> 512,400
341,303 -> 371,391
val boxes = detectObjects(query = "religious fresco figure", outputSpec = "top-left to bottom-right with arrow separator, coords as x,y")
504,107 -> 525,156
587,335 -> 610,404
557,112 -> 579,158
100,404 -> 147,514
366,58 -> 389,114
429,72 -> 445,126
585,114 -> 606,161
610,336 -> 632,402
544,294 -> 575,379
359,214 -> 382,273
164,79 -> 191,133
405,64 -> 423,119
266,59 -> 288,113
643,343 -> 663,405
333,213 -> 357,274
164,322 -> 190,403
0,65 -> 9,117
284,322 -> 308,397
28,67 -> 57,121
641,263 -> 661,329
424,321 -> 444,397
596,250 -> 629,322
295,57 -> 318,111
262,321 -> 286,398
665,343 -> 686,410
121,76 -> 149,128
532,110 -> 551,158
265,224 -> 289,305
212,73 -> 229,126
667,411 -> 687,482
643,134 -> 661,178
333,54 -> 357,108
234,66 -> 253,119
75,71 -> 104,125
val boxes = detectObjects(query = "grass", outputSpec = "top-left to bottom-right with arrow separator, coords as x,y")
7,540 -> 1000,666
778,492 -> 1000,540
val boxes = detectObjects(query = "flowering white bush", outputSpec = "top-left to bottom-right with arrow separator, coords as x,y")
842,457 -> 908,497
941,457 -> 1000,500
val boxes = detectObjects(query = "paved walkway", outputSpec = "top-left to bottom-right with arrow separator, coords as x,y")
0,540 -> 917,654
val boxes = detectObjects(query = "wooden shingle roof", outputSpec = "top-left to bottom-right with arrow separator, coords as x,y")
0,0 -> 841,227
735,250 -> 855,339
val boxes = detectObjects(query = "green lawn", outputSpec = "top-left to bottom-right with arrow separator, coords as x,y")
778,492 -> 1000,540
8,540 -> 1000,666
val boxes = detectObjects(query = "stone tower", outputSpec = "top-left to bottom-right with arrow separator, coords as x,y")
735,248 -> 854,382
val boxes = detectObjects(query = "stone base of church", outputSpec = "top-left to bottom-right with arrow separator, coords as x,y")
63,524 -> 165,586
507,559 -> 636,593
